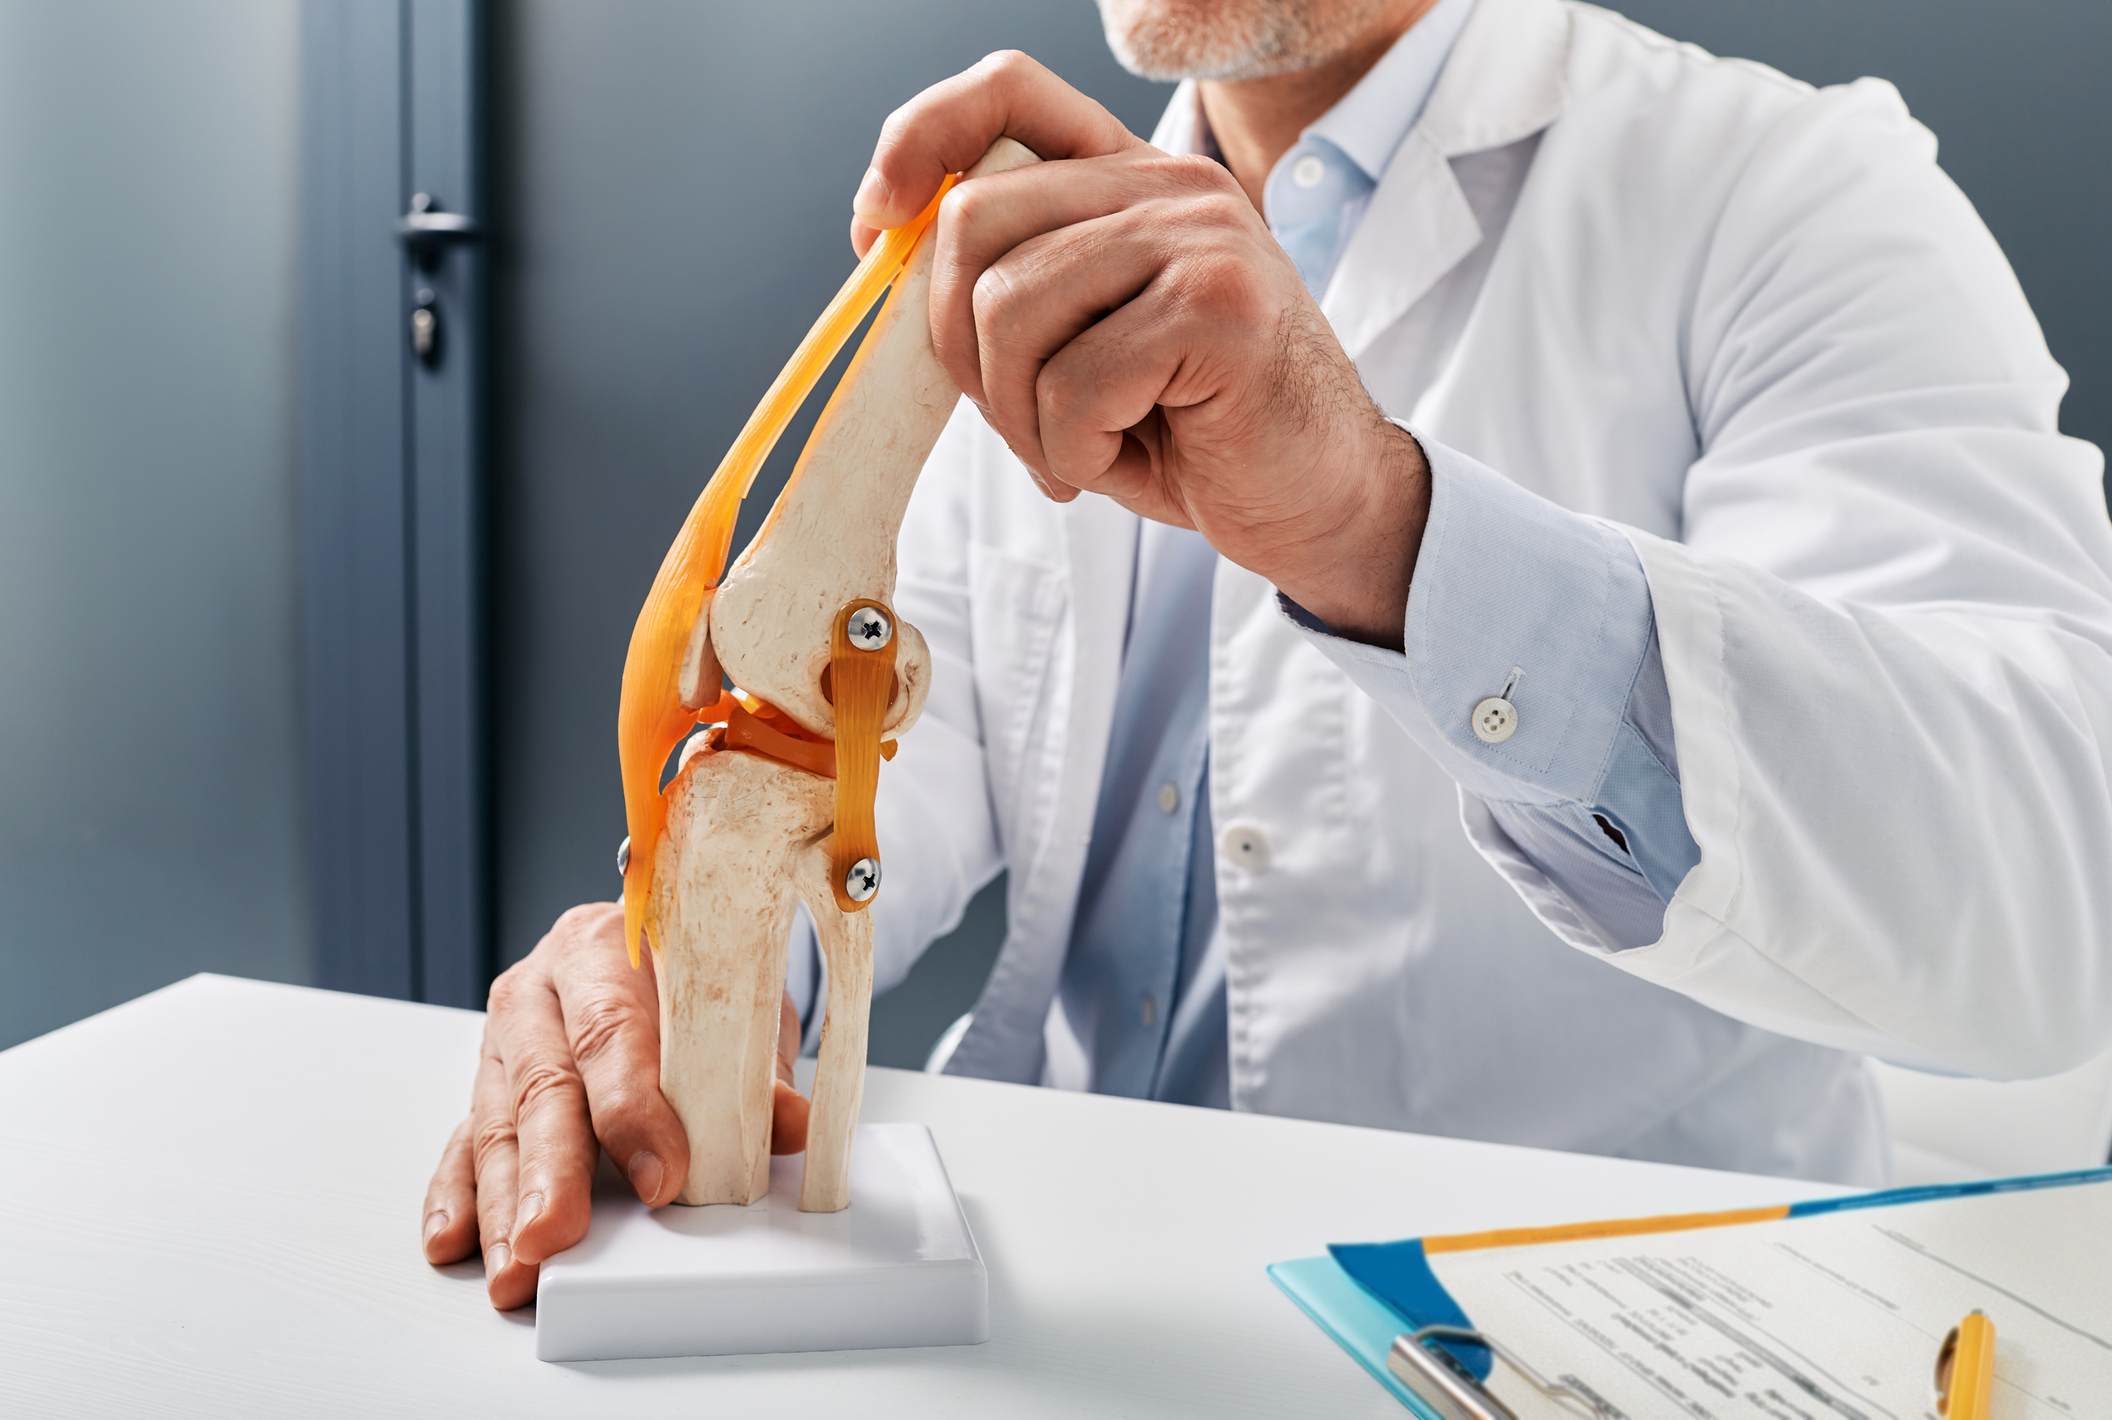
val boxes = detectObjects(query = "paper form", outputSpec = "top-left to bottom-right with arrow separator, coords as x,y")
1427,1183 -> 2112,1419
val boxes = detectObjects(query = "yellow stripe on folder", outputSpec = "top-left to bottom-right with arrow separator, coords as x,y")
1421,1203 -> 1792,1255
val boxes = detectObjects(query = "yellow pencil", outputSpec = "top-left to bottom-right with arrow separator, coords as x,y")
1937,1310 -> 1996,1420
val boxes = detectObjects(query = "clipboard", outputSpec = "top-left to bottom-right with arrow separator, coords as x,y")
1269,1165 -> 2112,1419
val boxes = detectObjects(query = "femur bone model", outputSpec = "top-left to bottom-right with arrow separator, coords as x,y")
616,138 -> 1040,1211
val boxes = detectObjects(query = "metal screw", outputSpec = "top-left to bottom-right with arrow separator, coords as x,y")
616,836 -> 631,878
846,605 -> 892,651
844,856 -> 881,902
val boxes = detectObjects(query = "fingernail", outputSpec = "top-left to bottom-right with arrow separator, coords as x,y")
513,1192 -> 544,1238
423,1210 -> 448,1243
628,1151 -> 665,1205
853,166 -> 889,218
487,1242 -> 511,1276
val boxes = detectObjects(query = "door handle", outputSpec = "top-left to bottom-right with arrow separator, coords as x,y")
396,193 -> 482,271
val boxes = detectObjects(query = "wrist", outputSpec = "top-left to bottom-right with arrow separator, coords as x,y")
1268,419 -> 1429,648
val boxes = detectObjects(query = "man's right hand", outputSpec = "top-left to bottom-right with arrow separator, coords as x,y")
846,51 -> 1430,649
421,902 -> 810,1309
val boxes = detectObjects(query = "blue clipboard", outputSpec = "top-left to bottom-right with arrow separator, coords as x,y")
1269,1164 -> 2112,1417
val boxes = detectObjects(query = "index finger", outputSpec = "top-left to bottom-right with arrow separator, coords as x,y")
547,912 -> 691,1206
854,50 -> 1139,231
485,967 -> 597,1269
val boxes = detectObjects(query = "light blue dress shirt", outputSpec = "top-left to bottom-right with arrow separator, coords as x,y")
1051,0 -> 1702,1106
1058,521 -> 1227,1104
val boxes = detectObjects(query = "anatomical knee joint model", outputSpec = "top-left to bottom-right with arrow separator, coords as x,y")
615,139 -> 1038,1212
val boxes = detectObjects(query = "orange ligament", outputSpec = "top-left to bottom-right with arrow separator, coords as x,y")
615,179 -> 957,966
828,601 -> 897,913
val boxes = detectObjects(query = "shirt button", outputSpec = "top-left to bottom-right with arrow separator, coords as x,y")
1291,154 -> 1327,189
1472,696 -> 1519,744
1220,821 -> 1271,872
1158,781 -> 1180,814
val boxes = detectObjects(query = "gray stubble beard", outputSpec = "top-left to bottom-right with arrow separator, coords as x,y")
1095,0 -> 1395,83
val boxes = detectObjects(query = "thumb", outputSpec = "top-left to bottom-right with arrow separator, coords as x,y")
856,50 -> 1134,229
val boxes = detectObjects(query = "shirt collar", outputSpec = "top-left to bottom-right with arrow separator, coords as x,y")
1148,0 -> 1478,170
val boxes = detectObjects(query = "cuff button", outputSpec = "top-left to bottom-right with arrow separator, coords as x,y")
1471,696 -> 1518,744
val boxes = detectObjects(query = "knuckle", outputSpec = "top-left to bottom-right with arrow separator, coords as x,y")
590,1081 -> 654,1130
1176,250 -> 1263,320
874,106 -> 913,160
1038,364 -> 1089,425
550,902 -> 615,944
971,260 -> 1011,307
1160,151 -> 1236,195
512,1058 -> 583,1120
567,994 -> 642,1069
972,265 -> 1024,332
1189,189 -> 1250,231
470,1112 -> 518,1166
976,49 -> 1034,82
485,965 -> 528,1016
943,180 -> 990,231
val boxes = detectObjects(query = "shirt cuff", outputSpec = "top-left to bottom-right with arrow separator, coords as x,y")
1279,432 -> 1701,938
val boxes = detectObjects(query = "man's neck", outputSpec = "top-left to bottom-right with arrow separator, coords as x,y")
1198,0 -> 1439,210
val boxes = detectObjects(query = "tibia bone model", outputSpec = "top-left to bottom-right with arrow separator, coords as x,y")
618,136 -> 1040,1210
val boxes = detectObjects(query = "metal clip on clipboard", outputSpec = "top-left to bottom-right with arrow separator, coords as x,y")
1386,1325 -> 1613,1420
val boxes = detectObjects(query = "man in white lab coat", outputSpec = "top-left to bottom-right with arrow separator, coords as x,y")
425,0 -> 2112,1308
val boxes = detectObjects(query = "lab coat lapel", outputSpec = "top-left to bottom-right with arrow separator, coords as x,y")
946,492 -> 1137,1083
1323,0 -> 1569,360
1323,135 -> 1481,360
1419,0 -> 1568,159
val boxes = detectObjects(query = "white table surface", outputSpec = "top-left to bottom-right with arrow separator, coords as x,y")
0,975 -> 1847,1417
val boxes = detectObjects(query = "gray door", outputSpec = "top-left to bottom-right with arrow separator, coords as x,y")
299,0 -> 490,1008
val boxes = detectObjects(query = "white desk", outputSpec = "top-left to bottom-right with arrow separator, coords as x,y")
0,975 -> 1846,1417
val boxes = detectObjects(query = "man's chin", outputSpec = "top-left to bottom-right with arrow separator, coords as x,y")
1096,0 -> 1319,83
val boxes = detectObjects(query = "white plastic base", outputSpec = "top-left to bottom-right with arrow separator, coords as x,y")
534,1122 -> 987,1362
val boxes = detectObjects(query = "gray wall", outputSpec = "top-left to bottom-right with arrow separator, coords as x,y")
1614,0 -> 2111,464
488,1 -> 2109,1068
0,2 -> 307,1050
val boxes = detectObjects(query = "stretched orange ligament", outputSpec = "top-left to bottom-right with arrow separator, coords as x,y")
616,180 -> 957,965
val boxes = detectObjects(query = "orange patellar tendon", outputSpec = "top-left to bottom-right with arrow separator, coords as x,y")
614,179 -> 956,966
828,600 -> 897,913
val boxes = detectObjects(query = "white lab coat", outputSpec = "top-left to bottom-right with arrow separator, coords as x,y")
862,0 -> 2112,1184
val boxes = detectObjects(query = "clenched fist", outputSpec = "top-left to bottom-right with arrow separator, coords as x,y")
854,50 -> 1430,646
